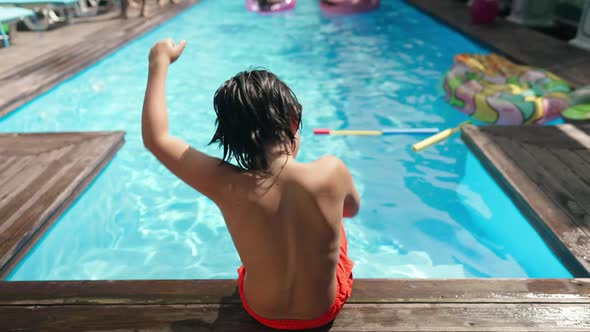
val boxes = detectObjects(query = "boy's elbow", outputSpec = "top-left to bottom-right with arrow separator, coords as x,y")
142,133 -> 155,152
342,207 -> 358,218
343,196 -> 360,218
142,131 -> 162,154
142,133 -> 172,157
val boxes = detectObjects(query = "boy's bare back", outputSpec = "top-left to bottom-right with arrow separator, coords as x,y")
219,155 -> 357,319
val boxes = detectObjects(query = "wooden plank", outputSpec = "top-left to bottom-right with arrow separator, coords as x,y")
0,303 -> 588,331
473,125 -> 590,148
0,132 -> 105,154
0,146 -> 77,228
0,156 -> 33,188
0,132 -> 125,277
0,161 -> 84,269
493,139 -> 590,238
0,279 -> 589,305
552,149 -> 590,189
0,157 -> 57,212
516,144 -> 590,234
0,156 -> 18,175
461,125 -> 590,277
0,140 -> 124,278
481,127 -> 590,238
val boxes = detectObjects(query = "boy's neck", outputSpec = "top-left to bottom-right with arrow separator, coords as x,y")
268,152 -> 293,168
263,145 -> 295,173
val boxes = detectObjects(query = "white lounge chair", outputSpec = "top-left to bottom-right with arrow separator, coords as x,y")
0,0 -> 79,30
0,6 -> 34,47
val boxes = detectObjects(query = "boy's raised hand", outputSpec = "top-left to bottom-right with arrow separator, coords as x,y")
149,39 -> 187,65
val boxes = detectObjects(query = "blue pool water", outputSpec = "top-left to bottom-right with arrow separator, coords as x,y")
3,0 -> 571,279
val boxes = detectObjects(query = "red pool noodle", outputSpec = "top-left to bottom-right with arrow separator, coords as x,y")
314,128 -> 331,135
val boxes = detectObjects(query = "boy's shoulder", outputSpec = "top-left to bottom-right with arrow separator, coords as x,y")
311,155 -> 348,172
292,155 -> 350,191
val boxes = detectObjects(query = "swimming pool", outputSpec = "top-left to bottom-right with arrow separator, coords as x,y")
2,0 -> 572,279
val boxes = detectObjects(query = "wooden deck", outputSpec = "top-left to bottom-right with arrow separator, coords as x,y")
462,125 -> 590,277
0,0 -> 200,118
0,132 -> 124,278
406,0 -> 590,87
1,279 -> 589,331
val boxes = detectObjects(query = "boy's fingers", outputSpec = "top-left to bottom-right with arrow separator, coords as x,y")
177,40 -> 186,50
176,40 -> 187,54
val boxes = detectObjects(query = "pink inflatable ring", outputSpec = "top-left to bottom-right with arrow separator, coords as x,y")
246,0 -> 296,13
320,0 -> 379,14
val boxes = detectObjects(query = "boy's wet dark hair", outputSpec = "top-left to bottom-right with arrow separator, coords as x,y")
210,70 -> 302,171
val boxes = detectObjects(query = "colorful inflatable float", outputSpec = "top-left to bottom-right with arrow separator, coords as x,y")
246,0 -> 296,13
319,0 -> 380,14
562,85 -> 590,123
444,54 -> 571,125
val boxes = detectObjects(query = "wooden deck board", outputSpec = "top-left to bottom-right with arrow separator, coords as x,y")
0,279 -> 589,331
462,125 -> 590,277
405,0 -> 590,87
0,132 -> 125,277
2,279 -> 590,305
3,303 -> 590,331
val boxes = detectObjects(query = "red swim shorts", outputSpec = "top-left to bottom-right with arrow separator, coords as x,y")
237,224 -> 354,330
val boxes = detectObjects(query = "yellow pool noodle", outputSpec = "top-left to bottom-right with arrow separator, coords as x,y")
412,121 -> 472,152
330,130 -> 383,136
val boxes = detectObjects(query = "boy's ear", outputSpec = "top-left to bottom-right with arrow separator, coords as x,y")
291,122 -> 299,134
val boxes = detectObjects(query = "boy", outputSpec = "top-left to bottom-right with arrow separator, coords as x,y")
142,39 -> 360,330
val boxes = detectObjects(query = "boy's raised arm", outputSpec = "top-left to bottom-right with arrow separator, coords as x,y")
142,39 -> 183,150
141,39 -> 235,202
